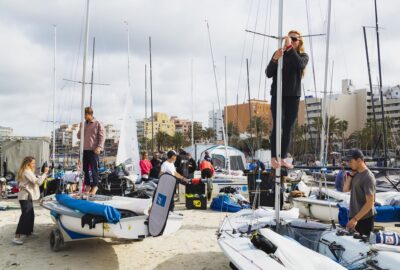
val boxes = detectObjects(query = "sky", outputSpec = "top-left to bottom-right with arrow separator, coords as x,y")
0,0 -> 399,137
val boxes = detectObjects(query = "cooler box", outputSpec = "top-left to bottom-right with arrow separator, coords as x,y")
185,182 -> 207,210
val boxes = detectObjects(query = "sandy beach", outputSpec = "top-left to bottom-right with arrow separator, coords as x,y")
0,199 -> 231,270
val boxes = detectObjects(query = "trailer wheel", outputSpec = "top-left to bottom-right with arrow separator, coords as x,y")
50,228 -> 63,251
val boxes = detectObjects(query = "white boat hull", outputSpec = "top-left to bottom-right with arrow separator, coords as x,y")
292,197 -> 339,222
42,195 -> 182,242
218,209 -> 400,269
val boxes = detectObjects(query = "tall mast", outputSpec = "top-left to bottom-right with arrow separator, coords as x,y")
274,0 -> 284,230
89,37 -> 95,107
125,21 -> 131,88
52,25 -> 57,178
319,0 -> 332,165
79,0 -> 90,191
149,37 -> 154,153
191,58 -> 194,149
246,58 -> 253,157
363,26 -> 378,157
205,20 -> 229,172
374,0 -> 388,166
225,56 -> 228,146
144,64 -> 148,151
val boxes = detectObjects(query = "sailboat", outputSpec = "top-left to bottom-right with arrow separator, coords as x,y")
217,1 -> 400,269
41,1 -> 182,251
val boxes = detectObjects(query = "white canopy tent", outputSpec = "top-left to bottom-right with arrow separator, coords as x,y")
184,144 -> 246,171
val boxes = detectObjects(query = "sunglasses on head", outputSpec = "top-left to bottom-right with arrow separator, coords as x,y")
290,36 -> 299,42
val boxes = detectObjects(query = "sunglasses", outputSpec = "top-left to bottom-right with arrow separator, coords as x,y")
290,36 -> 299,42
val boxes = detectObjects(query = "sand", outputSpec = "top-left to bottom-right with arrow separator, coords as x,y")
0,199 -> 231,270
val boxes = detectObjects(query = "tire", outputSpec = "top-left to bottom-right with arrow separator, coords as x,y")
50,228 -> 63,252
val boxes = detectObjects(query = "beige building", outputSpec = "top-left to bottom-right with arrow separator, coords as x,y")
301,79 -> 400,142
143,112 -> 176,139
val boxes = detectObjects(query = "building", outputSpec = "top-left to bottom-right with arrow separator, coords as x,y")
0,126 -> 13,140
208,109 -> 224,141
171,116 -> 191,135
143,112 -> 176,139
52,124 -> 79,157
301,79 -> 400,142
104,124 -> 120,142
224,99 -> 272,134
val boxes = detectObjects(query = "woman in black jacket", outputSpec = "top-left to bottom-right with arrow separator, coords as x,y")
266,30 -> 309,169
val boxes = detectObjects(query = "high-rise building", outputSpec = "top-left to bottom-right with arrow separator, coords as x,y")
301,79 -> 400,143
208,109 -> 224,141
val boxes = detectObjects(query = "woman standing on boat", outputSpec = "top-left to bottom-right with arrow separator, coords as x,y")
13,156 -> 48,245
266,30 -> 309,169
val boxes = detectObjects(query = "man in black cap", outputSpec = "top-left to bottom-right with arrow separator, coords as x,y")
160,150 -> 187,182
343,148 -> 376,236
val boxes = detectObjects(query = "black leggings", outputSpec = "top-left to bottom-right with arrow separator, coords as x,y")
15,200 -> 34,235
270,95 -> 300,158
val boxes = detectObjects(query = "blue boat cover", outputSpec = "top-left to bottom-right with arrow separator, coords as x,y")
210,194 -> 250,212
56,194 -> 121,224
337,203 -> 400,223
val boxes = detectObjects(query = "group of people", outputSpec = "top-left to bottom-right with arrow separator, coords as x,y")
10,28 -> 377,245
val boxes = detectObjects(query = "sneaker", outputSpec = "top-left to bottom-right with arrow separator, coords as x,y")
12,238 -> 23,245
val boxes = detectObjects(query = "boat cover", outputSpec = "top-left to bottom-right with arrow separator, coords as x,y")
56,194 -> 121,223
210,194 -> 250,212
260,228 -> 346,270
149,173 -> 176,237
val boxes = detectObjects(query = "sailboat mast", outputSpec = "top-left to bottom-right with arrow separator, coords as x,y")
191,58 -> 194,149
205,20 -> 229,171
52,25 -> 56,178
374,0 -> 388,167
274,0 -> 283,230
363,26 -> 378,157
246,58 -> 253,157
324,61 -> 334,164
79,0 -> 90,190
225,56 -> 228,146
89,37 -> 95,107
145,64 -> 148,151
125,21 -> 131,88
149,37 -> 154,153
319,0 -> 332,165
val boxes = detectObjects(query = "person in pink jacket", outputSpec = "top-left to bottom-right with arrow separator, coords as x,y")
139,151 -> 152,179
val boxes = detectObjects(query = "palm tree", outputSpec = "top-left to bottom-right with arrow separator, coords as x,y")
203,128 -> 216,142
155,131 -> 171,151
171,132 -> 186,150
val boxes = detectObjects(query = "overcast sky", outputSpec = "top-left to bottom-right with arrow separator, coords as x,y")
0,0 -> 399,137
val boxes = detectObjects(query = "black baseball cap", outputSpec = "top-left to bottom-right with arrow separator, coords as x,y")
167,150 -> 177,159
343,148 -> 364,161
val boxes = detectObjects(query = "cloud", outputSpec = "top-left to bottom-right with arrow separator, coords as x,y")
0,0 -> 399,138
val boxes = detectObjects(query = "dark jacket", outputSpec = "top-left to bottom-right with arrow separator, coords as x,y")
187,158 -> 197,174
266,49 -> 309,97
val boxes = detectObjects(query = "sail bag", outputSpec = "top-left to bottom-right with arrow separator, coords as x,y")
149,173 -> 176,236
